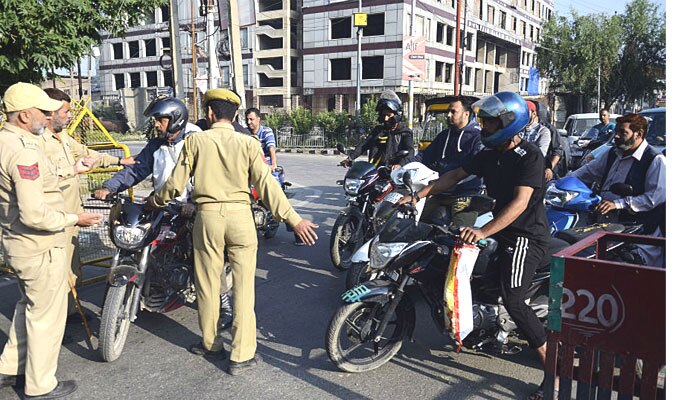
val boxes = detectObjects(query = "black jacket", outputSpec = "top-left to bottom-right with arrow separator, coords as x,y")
349,123 -> 414,166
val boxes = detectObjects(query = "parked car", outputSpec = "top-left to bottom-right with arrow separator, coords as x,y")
578,107 -> 666,168
563,112 -> 620,169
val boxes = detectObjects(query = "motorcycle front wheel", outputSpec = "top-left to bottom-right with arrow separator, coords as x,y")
345,262 -> 382,290
325,301 -> 408,373
98,284 -> 136,362
329,213 -> 364,271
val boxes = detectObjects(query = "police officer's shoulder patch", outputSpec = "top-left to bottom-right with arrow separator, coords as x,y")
17,163 -> 40,180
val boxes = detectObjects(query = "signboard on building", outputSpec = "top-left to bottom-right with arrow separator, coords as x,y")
527,67 -> 540,95
402,36 -> 426,81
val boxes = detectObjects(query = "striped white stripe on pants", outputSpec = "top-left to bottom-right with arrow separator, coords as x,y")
511,237 -> 529,288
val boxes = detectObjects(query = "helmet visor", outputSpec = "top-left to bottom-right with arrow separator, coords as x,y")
472,96 -> 515,129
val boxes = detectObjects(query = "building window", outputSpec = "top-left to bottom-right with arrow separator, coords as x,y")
259,95 -> 283,107
536,27 -> 540,42
487,6 -> 495,24
163,70 -> 173,88
161,37 -> 171,54
512,17 -> 517,32
500,11 -> 507,29
331,17 -> 352,39
114,73 -> 125,90
240,28 -> 249,49
521,21 -> 526,37
362,56 -> 383,79
466,32 -> 473,51
129,72 -> 141,88
436,22 -> 445,43
446,26 -> 454,46
330,58 -> 351,80
159,6 -> 169,23
364,13 -> 385,36
145,40 -> 157,57
530,24 -> 534,40
242,65 -> 249,87
128,41 -> 139,59
445,63 -> 453,83
435,61 -> 444,82
465,67 -> 472,86
146,71 -> 158,87
112,43 -> 123,60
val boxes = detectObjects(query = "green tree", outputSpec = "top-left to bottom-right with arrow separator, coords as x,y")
287,107 -> 315,135
316,110 -> 349,135
0,0 -> 166,90
537,0 -> 664,107
264,111 -> 289,133
357,96 -> 378,132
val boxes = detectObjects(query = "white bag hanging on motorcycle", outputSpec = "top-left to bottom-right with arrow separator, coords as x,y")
443,243 -> 480,351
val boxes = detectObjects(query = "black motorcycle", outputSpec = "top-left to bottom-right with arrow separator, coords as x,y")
251,165 -> 293,239
97,195 -> 228,362
325,195 -> 572,372
329,144 -> 404,271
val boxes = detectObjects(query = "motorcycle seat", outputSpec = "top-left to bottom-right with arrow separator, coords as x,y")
555,223 -> 626,245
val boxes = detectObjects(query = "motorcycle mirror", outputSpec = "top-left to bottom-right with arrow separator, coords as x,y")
336,143 -> 346,154
610,183 -> 634,197
377,166 -> 391,180
402,170 -> 413,188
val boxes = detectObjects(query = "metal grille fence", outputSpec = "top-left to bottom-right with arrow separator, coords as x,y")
276,127 -> 327,148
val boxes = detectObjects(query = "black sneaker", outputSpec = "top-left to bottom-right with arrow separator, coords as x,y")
0,373 -> 24,388
24,380 -> 78,399
188,342 -> 227,360
228,354 -> 261,376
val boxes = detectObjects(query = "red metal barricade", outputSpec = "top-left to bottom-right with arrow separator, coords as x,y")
544,232 -> 665,400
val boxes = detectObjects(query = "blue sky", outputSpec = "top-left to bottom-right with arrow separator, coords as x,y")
555,0 -> 666,17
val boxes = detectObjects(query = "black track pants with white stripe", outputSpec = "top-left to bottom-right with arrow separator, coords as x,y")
495,235 -> 548,349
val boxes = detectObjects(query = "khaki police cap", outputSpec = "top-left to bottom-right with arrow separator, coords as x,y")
203,88 -> 241,106
3,82 -> 63,112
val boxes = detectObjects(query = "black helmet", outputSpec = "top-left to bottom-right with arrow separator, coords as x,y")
144,97 -> 189,135
375,90 -> 403,129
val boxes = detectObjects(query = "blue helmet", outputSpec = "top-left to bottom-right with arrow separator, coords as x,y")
471,92 -> 529,149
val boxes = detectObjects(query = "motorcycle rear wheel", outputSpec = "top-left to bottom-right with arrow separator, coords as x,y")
330,214 -> 364,271
98,284 -> 136,362
325,301 -> 407,373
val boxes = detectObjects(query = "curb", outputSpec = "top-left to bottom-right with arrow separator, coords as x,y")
278,149 -> 341,155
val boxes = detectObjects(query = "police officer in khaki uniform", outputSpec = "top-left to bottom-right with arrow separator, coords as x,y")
42,88 -> 137,321
149,88 -> 318,376
0,83 -> 102,398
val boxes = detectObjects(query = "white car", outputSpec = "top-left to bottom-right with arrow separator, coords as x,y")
562,112 -> 620,169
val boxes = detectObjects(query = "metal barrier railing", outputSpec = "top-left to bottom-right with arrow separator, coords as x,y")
277,127 -> 327,148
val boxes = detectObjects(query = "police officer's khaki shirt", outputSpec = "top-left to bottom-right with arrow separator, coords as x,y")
0,123 -> 79,257
41,130 -> 120,214
153,122 -> 302,227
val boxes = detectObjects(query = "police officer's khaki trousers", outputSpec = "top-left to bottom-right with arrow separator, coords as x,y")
0,247 -> 68,396
194,204 -> 257,362
66,226 -> 81,315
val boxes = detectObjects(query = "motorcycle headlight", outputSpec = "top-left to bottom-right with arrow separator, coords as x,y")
369,242 -> 408,270
344,178 -> 362,196
113,224 -> 150,249
545,185 -> 579,208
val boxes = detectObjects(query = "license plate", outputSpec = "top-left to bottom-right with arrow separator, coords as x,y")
383,192 -> 404,204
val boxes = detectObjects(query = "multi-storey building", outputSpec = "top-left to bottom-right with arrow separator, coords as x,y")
302,0 -> 552,114
94,0 -> 552,121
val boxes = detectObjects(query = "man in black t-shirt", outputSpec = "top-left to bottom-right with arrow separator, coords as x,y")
399,92 -> 552,399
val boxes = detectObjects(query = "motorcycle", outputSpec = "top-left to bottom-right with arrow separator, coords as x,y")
545,176 -> 643,241
251,165 -> 293,239
344,164 -> 493,289
96,195 -> 230,362
325,195 -> 572,373
329,144 -> 408,271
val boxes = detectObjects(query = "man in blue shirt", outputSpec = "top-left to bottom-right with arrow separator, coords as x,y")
591,108 -> 616,142
245,108 -> 278,170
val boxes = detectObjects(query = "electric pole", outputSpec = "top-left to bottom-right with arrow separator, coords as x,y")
169,0 -> 185,98
355,0 -> 364,118
206,0 -> 218,90
454,0 -> 462,95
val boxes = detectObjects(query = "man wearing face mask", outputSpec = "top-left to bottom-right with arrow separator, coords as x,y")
93,97 -> 234,329
42,88 -> 137,324
0,82 -> 103,399
341,90 -> 414,167
569,113 -> 666,267
520,100 -> 551,157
